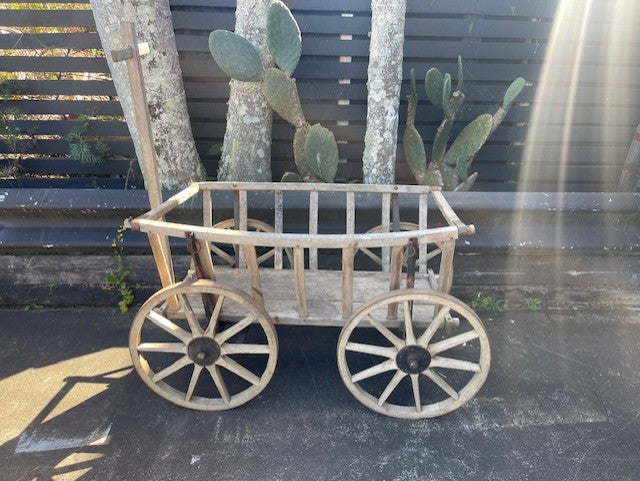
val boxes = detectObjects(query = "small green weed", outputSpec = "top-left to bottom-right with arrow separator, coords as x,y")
105,225 -> 135,313
471,295 -> 506,312
66,114 -> 110,165
524,297 -> 542,310
24,303 -> 43,311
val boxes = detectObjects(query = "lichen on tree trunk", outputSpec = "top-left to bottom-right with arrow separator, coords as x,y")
90,0 -> 206,189
362,0 -> 407,184
217,0 -> 273,182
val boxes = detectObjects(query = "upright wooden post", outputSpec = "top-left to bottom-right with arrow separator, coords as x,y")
112,21 -> 176,302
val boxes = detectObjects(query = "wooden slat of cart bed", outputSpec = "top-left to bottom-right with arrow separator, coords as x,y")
180,268 -> 439,327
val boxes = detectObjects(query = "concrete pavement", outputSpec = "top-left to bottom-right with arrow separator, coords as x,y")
1,305 -> 640,480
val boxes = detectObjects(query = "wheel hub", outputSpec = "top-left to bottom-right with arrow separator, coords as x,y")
187,337 -> 221,366
396,345 -> 431,374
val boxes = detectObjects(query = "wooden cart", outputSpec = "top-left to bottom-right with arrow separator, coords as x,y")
125,182 -> 490,419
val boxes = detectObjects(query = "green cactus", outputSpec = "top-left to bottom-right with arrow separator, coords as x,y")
304,123 -> 339,182
425,68 -> 444,110
267,0 -> 302,75
208,30 -> 264,82
262,68 -> 306,128
281,171 -> 303,182
456,55 -> 463,91
209,1 -> 339,183
503,77 -> 525,110
403,57 -> 525,190
443,114 -> 493,168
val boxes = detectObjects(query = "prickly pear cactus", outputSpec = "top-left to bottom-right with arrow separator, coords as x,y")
208,1 -> 340,183
402,57 -> 525,190
208,30 -> 264,82
267,0 -> 302,75
262,68 -> 305,128
304,123 -> 339,183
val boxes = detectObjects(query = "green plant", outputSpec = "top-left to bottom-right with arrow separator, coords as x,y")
471,295 -> 506,312
524,297 -> 542,310
404,57 -> 525,190
0,80 -> 36,158
105,225 -> 135,313
65,114 -> 110,165
209,0 -> 339,182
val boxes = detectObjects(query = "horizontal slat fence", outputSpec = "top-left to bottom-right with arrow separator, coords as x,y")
1,0 -> 639,190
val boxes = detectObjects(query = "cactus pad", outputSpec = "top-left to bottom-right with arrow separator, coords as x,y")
442,73 -> 452,116
262,68 -> 305,128
267,1 -> 302,75
457,55 -> 464,91
208,30 -> 264,82
304,123 -> 339,182
454,172 -> 478,191
281,171 -> 303,182
444,113 -> 493,168
424,68 -> 444,110
293,126 -> 319,181
403,124 -> 426,179
503,77 -> 525,110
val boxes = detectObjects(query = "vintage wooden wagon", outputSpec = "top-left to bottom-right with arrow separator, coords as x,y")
125,181 -> 490,419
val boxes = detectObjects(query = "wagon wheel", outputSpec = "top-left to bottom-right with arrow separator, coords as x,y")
337,289 -> 490,419
359,222 -> 441,267
211,218 -> 294,267
129,279 -> 278,411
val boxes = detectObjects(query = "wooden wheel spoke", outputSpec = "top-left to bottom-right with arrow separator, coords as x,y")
417,306 -> 450,347
403,301 -> 416,344
137,342 -> 185,354
147,310 -> 191,344
203,295 -> 225,337
214,314 -> 254,345
428,330 -> 480,356
218,356 -> 261,386
256,248 -> 276,265
179,294 -> 202,336
366,314 -> 403,349
345,342 -> 396,358
430,356 -> 481,372
185,364 -> 202,401
211,245 -> 236,266
351,359 -> 396,383
207,365 -> 230,404
377,370 -> 405,406
424,369 -> 459,400
410,374 -> 421,413
221,343 -> 271,355
151,355 -> 192,383
360,247 -> 382,266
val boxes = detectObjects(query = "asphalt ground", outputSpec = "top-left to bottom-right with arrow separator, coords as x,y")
1,305 -> 640,481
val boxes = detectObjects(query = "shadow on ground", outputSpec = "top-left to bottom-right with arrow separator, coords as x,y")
1,306 -> 640,481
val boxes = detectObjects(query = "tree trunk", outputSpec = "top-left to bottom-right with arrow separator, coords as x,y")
90,0 -> 206,189
362,0 -> 407,184
617,123 -> 640,191
217,0 -> 273,182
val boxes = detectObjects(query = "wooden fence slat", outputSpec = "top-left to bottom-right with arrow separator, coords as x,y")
342,246 -> 355,318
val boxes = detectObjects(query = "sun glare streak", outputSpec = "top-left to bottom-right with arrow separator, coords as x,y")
510,0 -> 638,291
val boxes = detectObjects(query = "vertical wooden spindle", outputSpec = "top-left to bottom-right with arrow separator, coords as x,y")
346,191 -> 355,234
387,245 -> 404,319
342,246 -> 355,318
236,189 -> 248,268
381,193 -> 391,272
293,247 -> 308,317
418,193 -> 428,273
244,244 -> 264,307
309,191 -> 318,270
274,190 -> 283,269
